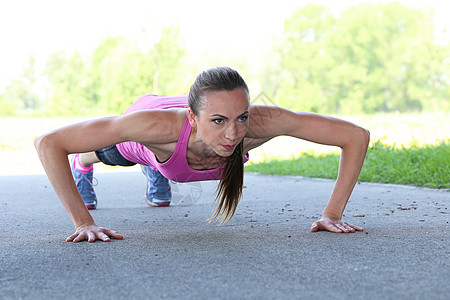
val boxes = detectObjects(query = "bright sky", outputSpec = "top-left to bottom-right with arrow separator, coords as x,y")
0,0 -> 448,90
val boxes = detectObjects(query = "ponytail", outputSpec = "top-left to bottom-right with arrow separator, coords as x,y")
208,141 -> 244,224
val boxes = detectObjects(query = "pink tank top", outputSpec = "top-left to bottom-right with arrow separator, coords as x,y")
116,94 -> 248,183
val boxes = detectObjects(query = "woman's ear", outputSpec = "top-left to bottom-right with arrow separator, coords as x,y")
187,108 -> 197,128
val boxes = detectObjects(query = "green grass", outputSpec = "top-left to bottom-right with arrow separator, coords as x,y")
245,139 -> 450,189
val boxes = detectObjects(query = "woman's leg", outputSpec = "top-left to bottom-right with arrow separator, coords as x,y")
141,165 -> 171,207
73,146 -> 135,209
71,152 -> 98,209
79,151 -> 100,167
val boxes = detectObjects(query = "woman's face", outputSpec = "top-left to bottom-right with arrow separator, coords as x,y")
189,88 -> 250,157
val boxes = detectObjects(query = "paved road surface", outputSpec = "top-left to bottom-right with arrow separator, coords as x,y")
1,172 -> 449,299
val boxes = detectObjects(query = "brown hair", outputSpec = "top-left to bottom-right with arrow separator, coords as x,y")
188,67 -> 249,224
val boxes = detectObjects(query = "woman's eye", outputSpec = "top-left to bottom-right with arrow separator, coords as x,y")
238,115 -> 248,122
213,119 -> 224,124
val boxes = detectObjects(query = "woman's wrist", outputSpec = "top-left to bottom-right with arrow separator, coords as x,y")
75,221 -> 96,231
321,210 -> 342,220
67,204 -> 96,229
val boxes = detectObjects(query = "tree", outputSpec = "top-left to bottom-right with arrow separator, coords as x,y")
0,92 -> 18,117
152,26 -> 187,95
87,26 -> 186,114
91,37 -> 151,113
44,50 -> 90,116
4,56 -> 40,112
274,3 -> 450,114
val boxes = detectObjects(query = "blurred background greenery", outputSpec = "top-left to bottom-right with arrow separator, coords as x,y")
0,1 -> 448,182
0,1 -> 448,117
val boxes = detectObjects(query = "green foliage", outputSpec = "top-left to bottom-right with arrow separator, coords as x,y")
152,26 -> 187,95
3,56 -> 40,113
89,26 -> 186,115
361,139 -> 450,188
45,50 -> 92,116
0,93 -> 18,117
91,37 -> 152,114
3,26 -> 187,117
2,4 -> 448,117
270,3 -> 450,114
245,140 -> 450,189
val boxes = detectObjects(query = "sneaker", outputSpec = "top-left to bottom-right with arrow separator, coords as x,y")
141,165 -> 171,207
71,154 -> 97,210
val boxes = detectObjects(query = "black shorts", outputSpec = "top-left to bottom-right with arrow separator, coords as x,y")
95,145 -> 136,167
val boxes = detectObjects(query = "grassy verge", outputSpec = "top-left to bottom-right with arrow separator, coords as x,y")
245,139 -> 450,189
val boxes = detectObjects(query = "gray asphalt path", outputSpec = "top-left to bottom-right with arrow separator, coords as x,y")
1,172 -> 449,300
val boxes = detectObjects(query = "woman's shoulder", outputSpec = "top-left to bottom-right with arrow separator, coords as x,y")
249,104 -> 291,116
118,108 -> 188,144
247,105 -> 292,130
127,107 -> 187,121
245,104 -> 297,142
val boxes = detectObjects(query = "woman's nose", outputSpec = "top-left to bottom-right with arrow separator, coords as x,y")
225,123 -> 237,141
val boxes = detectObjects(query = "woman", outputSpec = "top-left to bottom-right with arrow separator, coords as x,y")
35,67 -> 370,243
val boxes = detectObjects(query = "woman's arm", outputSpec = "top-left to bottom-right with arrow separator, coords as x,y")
35,110 -> 181,241
247,106 -> 370,233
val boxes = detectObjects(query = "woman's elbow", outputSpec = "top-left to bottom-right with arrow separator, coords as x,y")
361,127 -> 370,145
34,133 -> 60,157
357,127 -> 370,152
34,134 -> 44,154
344,126 -> 370,150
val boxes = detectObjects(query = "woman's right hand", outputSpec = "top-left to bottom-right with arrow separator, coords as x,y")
66,224 -> 124,243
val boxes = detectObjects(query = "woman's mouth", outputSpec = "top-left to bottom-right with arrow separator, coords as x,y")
221,144 -> 236,151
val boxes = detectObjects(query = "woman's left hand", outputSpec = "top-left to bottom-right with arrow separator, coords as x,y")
311,217 -> 363,233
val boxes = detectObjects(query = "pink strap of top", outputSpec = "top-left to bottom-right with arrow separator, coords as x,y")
154,118 -> 225,182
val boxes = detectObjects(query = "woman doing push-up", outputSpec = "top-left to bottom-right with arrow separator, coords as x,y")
35,66 -> 370,242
